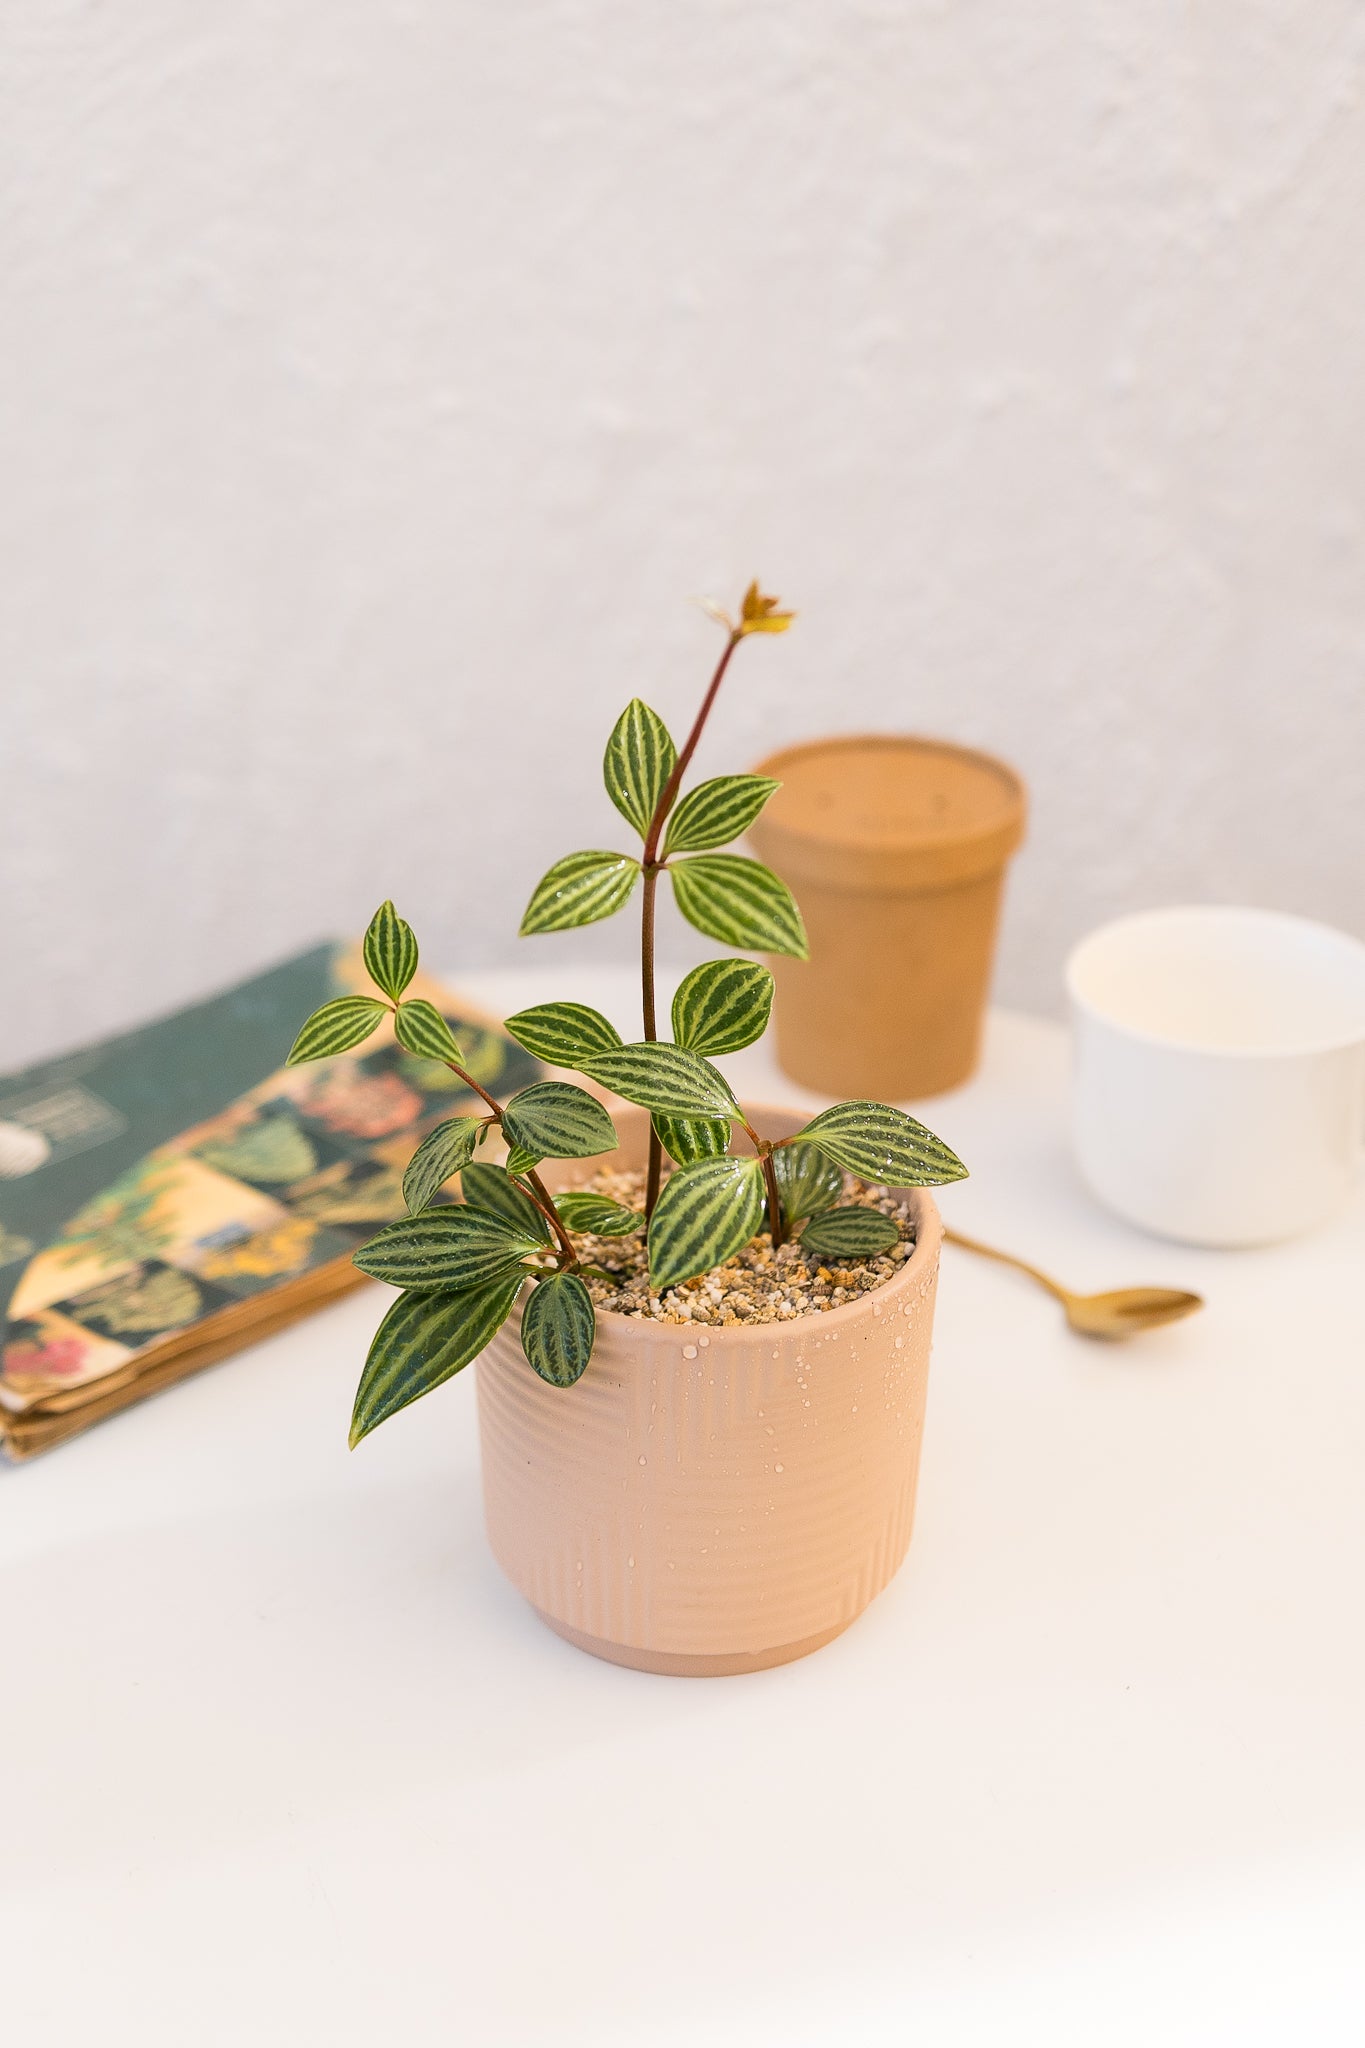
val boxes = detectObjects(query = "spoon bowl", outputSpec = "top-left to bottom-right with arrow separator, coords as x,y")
1058,1284 -> 1204,1341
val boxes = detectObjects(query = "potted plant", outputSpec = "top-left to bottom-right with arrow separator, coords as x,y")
287,585 -> 967,1674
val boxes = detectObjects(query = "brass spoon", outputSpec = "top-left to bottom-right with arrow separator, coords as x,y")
943,1226 -> 1203,1340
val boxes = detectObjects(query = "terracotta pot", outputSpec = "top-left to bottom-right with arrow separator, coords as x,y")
747,734 -> 1026,1099
475,1106 -> 943,1677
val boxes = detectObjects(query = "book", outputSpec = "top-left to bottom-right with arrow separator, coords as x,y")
0,942 -> 542,1460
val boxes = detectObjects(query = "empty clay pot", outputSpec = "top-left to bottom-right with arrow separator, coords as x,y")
747,734 -> 1026,1099
475,1106 -> 943,1677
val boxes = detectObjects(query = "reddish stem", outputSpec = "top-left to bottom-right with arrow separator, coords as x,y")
639,629 -> 744,1220
642,632 -> 742,867
432,1052 -> 576,1267
760,1149 -> 786,1250
641,863 -> 664,1213
522,1167 -> 579,1268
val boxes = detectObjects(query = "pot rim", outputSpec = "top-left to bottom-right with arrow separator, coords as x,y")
548,1101 -> 944,1345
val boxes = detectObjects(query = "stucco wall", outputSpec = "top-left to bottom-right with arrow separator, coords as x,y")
5,3 -> 1364,1068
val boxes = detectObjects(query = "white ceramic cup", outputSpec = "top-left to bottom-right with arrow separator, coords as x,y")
1066,906 -> 1365,1246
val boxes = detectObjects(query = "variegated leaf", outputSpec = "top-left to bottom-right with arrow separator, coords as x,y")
286,994 -> 389,1065
799,1206 -> 900,1258
394,999 -> 464,1065
648,1155 -> 766,1292
504,1144 -> 542,1176
353,1204 -> 542,1291
799,1101 -> 968,1185
501,1082 -> 618,1161
670,958 -> 773,1055
460,1161 -> 551,1245
348,1276 -> 524,1446
520,1271 -> 596,1387
669,855 -> 808,959
555,1191 -> 644,1237
603,699 -> 678,839
362,900 -> 419,1000
401,1115 -> 483,1215
502,1001 -> 623,1067
652,1112 -> 732,1166
519,850 -> 641,935
662,775 -> 780,856
770,1139 -> 843,1225
580,1041 -> 738,1120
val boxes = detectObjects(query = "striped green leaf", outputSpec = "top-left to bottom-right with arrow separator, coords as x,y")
652,1112 -> 732,1166
520,850 -> 641,935
580,1042 -> 738,1120
504,1144 -> 541,1176
503,1001 -> 623,1067
362,900 -> 418,1000
402,1115 -> 483,1214
520,1271 -> 596,1387
662,775 -> 780,855
671,958 -> 774,1056
502,1082 -> 618,1161
394,999 -> 464,1065
669,855 -> 808,960
799,1101 -> 968,1185
349,1275 -> 524,1446
770,1139 -> 843,1225
286,994 -> 389,1065
353,1204 -> 542,1291
800,1206 -> 900,1259
604,699 -> 677,839
460,1161 -> 551,1244
555,1191 -> 644,1237
648,1155 -> 766,1292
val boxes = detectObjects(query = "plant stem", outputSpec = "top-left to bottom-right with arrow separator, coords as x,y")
523,1167 -> 579,1268
733,1115 -> 787,1250
443,1060 -> 504,1121
760,1149 -> 787,1250
642,631 -> 742,867
432,1052 -> 577,1268
641,862 -> 664,1214
641,862 -> 660,1040
639,626 -> 744,1220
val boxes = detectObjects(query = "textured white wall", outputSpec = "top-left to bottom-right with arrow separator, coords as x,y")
4,2 -> 1364,1070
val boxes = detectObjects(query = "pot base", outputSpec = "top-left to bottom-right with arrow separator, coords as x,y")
534,1607 -> 854,1678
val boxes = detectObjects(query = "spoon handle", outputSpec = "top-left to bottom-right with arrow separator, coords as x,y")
942,1226 -> 1072,1305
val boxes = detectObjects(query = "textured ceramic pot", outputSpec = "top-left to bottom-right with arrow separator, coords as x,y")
476,1107 -> 943,1677
747,734 -> 1026,1099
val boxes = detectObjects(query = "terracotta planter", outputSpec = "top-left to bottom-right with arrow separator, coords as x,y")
475,1107 -> 943,1677
747,734 -> 1026,1099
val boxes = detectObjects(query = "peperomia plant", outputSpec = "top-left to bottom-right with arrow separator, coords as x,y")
286,584 -> 967,1446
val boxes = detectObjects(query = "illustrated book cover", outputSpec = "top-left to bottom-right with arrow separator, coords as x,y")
0,943 -> 541,1459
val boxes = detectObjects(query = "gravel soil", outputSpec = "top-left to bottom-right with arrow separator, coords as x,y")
563,1166 -> 918,1326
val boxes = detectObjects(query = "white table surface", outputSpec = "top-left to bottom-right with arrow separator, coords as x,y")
5,967 -> 1365,2047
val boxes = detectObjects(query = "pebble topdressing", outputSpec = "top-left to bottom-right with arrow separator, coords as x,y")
564,1166 -> 918,1325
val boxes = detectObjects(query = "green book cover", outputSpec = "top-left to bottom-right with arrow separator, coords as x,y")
0,942 -> 539,1449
